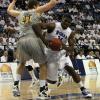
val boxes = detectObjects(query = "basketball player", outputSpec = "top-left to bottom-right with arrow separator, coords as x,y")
38,16 -> 92,98
7,0 -> 59,98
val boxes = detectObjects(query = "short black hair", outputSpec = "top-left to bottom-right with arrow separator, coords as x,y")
62,15 -> 72,23
27,0 -> 39,9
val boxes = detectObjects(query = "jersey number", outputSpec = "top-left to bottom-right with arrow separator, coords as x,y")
58,36 -> 63,40
22,15 -> 32,24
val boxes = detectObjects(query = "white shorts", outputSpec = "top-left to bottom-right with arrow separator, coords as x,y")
45,48 -> 60,63
45,48 -> 60,81
47,61 -> 59,81
46,49 -> 73,81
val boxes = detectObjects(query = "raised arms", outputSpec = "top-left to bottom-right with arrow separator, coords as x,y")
35,0 -> 60,14
7,0 -> 60,17
7,0 -> 20,17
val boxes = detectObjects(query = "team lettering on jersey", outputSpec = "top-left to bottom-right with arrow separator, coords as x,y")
56,30 -> 67,41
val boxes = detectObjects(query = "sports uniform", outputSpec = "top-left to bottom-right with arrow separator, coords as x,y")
13,10 -> 47,97
45,22 -> 73,81
45,21 -> 92,98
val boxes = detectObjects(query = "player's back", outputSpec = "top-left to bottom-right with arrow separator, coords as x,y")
18,10 -> 40,37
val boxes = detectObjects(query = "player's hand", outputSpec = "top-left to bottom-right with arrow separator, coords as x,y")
46,40 -> 54,49
50,0 -> 60,4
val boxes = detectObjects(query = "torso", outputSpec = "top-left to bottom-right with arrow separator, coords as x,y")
46,22 -> 72,44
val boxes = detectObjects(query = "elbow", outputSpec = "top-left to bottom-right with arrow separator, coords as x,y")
7,7 -> 11,14
7,9 -> 10,14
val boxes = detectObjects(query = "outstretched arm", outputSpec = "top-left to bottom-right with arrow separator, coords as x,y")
35,0 -> 60,14
68,32 -> 76,47
7,0 -> 20,17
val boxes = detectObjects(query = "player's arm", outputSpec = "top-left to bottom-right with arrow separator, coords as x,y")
61,32 -> 76,52
35,0 -> 60,14
32,24 -> 49,47
32,22 -> 55,48
7,0 -> 20,17
66,32 -> 76,52
68,32 -> 76,47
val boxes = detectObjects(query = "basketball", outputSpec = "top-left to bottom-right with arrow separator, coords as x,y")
49,38 -> 62,51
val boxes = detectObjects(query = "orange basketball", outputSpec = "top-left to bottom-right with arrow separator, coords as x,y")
49,38 -> 62,51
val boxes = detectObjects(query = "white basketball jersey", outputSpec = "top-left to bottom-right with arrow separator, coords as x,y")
46,22 -> 72,44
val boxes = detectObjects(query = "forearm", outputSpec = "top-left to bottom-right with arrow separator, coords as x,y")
36,0 -> 58,13
69,39 -> 75,47
43,1 -> 57,12
7,0 -> 19,17
32,24 -> 48,46
7,1 -> 16,11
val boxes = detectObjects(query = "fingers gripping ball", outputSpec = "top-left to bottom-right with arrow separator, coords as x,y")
49,38 -> 62,51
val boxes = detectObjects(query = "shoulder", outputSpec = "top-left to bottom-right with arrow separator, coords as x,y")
66,27 -> 72,33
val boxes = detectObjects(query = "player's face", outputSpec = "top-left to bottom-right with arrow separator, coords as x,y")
61,21 -> 70,29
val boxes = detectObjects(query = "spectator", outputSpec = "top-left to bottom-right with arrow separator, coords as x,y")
86,50 -> 95,59
94,51 -> 100,60
0,50 -> 8,62
76,50 -> 86,59
0,16 -> 5,26
89,36 -> 96,49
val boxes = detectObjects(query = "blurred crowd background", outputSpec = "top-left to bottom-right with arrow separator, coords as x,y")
0,0 -> 100,62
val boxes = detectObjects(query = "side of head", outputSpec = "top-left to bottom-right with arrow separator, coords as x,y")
61,15 -> 72,29
27,0 -> 39,9
87,50 -> 94,56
